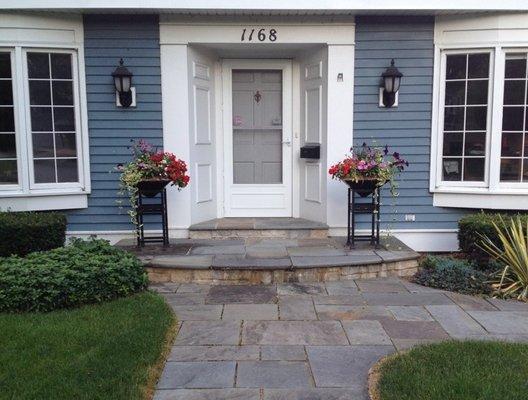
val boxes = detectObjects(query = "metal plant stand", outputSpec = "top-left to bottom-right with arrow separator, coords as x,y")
136,188 -> 169,247
346,187 -> 381,248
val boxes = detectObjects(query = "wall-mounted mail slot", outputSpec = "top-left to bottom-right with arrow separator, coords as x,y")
300,144 -> 320,159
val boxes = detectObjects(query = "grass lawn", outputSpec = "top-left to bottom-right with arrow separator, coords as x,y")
376,340 -> 528,400
0,291 -> 175,400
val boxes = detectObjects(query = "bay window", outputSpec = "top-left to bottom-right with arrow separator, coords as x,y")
0,47 -> 87,200
433,46 -> 528,206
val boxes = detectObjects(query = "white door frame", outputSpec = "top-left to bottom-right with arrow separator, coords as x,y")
222,59 -> 293,217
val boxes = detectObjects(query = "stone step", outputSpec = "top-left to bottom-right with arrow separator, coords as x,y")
189,218 -> 329,239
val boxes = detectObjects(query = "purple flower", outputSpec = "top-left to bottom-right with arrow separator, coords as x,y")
393,152 -> 400,160
384,145 -> 389,155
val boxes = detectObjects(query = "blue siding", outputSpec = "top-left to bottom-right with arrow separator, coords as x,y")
353,16 -> 467,230
68,15 -> 162,231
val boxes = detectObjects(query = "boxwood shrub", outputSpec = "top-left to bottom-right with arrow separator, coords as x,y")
413,256 -> 492,296
0,211 -> 67,257
458,212 -> 528,266
0,239 -> 148,312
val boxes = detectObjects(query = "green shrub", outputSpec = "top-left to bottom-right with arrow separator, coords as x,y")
413,256 -> 492,295
0,239 -> 148,312
0,211 -> 67,257
458,212 -> 528,266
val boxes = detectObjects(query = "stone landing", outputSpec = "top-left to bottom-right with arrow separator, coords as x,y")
118,236 -> 420,285
188,218 -> 329,239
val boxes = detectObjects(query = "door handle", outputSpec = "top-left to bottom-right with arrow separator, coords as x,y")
282,140 -> 292,146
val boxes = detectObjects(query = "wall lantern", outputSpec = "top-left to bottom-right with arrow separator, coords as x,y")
112,58 -> 135,108
379,59 -> 403,108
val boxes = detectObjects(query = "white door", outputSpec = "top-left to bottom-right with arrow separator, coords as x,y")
299,48 -> 327,223
222,60 -> 292,217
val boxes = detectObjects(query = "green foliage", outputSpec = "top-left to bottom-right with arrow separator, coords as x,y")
0,211 -> 66,257
458,212 -> 528,266
413,256 -> 492,295
0,292 -> 175,400
478,216 -> 528,301
377,341 -> 528,400
0,239 -> 148,312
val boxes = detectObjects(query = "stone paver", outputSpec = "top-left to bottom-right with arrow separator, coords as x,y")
176,321 -> 241,345
242,321 -> 349,345
168,346 -> 259,361
261,345 -> 307,361
223,304 -> 278,320
157,361 -> 236,389
307,345 -> 395,387
236,361 -> 313,388
155,277 -> 528,399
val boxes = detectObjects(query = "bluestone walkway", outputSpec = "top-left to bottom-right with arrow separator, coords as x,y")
151,278 -> 528,400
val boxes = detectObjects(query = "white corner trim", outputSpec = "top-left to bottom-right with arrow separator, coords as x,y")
434,192 -> 528,210
0,194 -> 87,212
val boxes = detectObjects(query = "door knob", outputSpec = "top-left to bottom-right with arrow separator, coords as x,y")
282,140 -> 292,146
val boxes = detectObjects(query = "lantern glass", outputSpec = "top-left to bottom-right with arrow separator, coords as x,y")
114,76 -> 123,92
384,76 -> 394,93
392,76 -> 401,93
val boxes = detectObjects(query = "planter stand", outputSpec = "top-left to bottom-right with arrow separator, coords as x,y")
136,187 -> 169,247
346,186 -> 381,248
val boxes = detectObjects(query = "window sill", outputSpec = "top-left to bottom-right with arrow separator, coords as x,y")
0,193 -> 88,212
433,191 -> 528,210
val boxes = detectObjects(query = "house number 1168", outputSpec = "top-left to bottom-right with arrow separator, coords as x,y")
241,28 -> 277,42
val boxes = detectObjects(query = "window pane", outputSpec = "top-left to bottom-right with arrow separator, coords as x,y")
443,158 -> 462,181
466,80 -> 488,105
0,160 -> 17,184
505,57 -> 527,79
468,54 -> 490,79
465,132 -> 486,156
466,106 -> 487,131
0,134 -> 16,158
501,132 -> 523,157
51,54 -> 72,79
30,107 -> 53,131
32,133 -> 55,157
500,159 -> 522,181
27,53 -> 50,79
57,159 -> 78,182
29,80 -> 51,105
0,107 -> 15,132
443,132 -> 463,156
55,132 -> 76,157
52,81 -> 73,105
464,158 -> 485,181
444,107 -> 464,130
445,81 -> 465,105
524,160 -> 528,181
34,159 -> 55,183
446,55 -> 466,79
54,107 -> 75,131
0,53 -> 11,78
0,81 -> 13,105
502,107 -> 524,131
503,80 -> 526,105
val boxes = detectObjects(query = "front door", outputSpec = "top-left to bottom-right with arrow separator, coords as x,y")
223,60 -> 292,217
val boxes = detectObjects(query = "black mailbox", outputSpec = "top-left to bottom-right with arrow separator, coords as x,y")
300,144 -> 320,159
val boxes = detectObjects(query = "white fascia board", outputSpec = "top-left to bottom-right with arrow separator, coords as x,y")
1,0 -> 528,12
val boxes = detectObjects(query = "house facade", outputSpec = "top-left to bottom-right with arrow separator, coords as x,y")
0,2 -> 527,251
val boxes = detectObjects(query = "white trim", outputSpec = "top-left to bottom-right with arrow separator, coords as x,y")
0,193 -> 87,211
3,0 -> 527,12
430,14 -> 528,208
0,13 -> 90,207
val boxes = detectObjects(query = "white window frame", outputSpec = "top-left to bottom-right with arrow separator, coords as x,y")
0,43 -> 90,201
431,45 -> 528,202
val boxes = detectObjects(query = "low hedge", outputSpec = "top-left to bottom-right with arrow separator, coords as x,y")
413,256 -> 492,296
0,211 -> 67,257
458,212 -> 528,266
0,239 -> 148,312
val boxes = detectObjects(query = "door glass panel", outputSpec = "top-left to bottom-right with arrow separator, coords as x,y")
232,70 -> 282,184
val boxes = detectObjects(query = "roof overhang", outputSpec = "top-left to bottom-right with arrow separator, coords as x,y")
1,0 -> 528,14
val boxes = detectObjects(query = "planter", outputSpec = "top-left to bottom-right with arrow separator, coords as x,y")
342,178 -> 385,197
136,179 -> 170,198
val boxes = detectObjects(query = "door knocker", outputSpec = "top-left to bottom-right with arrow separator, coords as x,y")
254,90 -> 262,103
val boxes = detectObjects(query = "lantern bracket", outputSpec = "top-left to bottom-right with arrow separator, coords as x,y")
378,87 -> 399,108
116,87 -> 136,108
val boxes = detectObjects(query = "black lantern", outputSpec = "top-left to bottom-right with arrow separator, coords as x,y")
381,59 -> 403,108
112,58 -> 133,108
